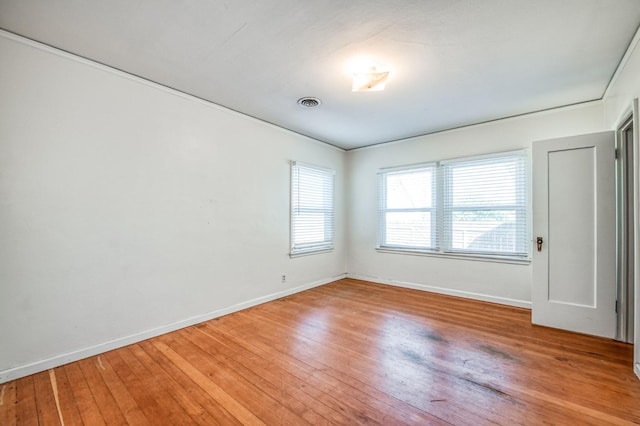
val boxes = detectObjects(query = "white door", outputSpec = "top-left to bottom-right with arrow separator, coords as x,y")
532,131 -> 616,339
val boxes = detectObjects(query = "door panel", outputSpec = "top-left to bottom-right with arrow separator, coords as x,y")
532,131 -> 616,339
548,147 -> 596,307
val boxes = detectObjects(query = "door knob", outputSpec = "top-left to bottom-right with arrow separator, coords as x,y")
536,237 -> 543,252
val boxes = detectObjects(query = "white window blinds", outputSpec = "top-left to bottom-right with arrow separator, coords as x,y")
442,151 -> 528,257
291,162 -> 335,256
377,150 -> 529,259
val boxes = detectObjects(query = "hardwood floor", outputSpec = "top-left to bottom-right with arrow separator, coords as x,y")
1,278 -> 639,425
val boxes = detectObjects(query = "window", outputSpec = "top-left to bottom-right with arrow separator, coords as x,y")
378,150 -> 529,259
378,164 -> 437,250
291,162 -> 335,256
442,152 -> 528,256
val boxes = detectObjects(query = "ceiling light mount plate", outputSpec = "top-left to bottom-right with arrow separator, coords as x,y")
297,97 -> 322,108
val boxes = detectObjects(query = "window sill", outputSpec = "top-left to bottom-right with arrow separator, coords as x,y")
290,248 -> 334,258
375,247 -> 531,265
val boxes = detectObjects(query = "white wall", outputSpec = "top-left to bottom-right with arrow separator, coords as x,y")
347,103 -> 607,306
0,33 -> 346,382
604,30 -> 640,129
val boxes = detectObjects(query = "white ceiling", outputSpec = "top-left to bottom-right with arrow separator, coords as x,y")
1,1 -> 640,150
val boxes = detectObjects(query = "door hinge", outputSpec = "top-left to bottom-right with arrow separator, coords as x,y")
615,300 -> 618,313
615,148 -> 619,159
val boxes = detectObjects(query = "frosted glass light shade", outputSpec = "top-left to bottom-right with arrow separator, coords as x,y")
352,69 -> 390,92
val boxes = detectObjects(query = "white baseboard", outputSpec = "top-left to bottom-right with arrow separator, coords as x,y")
346,274 -> 531,309
635,363 -> 640,380
0,273 -> 346,384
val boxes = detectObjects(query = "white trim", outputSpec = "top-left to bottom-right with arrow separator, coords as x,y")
615,114 -> 635,343
439,149 -> 528,165
349,100 -> 603,152
0,29 -> 344,154
289,248 -> 334,258
346,273 -> 532,309
603,24 -> 640,100
613,104 -> 634,133
0,273 -> 347,384
377,162 -> 437,174
375,247 -> 531,265
291,161 -> 336,175
634,98 -> 640,378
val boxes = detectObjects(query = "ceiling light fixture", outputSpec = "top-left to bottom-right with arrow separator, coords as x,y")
352,66 -> 390,92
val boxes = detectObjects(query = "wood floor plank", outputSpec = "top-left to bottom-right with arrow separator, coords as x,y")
182,328 -> 329,424
77,357 -> 128,425
31,371 -> 61,425
107,346 -> 194,425
0,380 -> 18,426
91,355 -> 149,426
150,339 -> 267,425
185,325 -> 354,425
47,370 -> 65,426
159,332 -> 313,425
101,349 -> 172,425
3,278 -> 640,425
137,340 -> 242,425
63,363 -> 106,426
51,366 -> 85,426
190,323 -> 395,425
14,376 -> 39,426
128,342 -> 220,426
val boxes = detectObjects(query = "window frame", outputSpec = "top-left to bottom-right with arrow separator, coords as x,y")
377,150 -> 530,262
377,163 -> 438,251
290,161 -> 335,257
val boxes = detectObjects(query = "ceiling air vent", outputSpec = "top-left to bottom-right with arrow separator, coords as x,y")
297,97 -> 321,108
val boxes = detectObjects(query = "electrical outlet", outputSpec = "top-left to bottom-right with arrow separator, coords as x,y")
281,275 -> 286,283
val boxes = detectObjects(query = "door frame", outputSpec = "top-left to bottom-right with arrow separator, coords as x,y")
616,114 -> 635,343
631,98 -> 640,380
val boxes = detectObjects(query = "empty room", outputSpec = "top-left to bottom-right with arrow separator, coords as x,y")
2,1 -> 640,424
